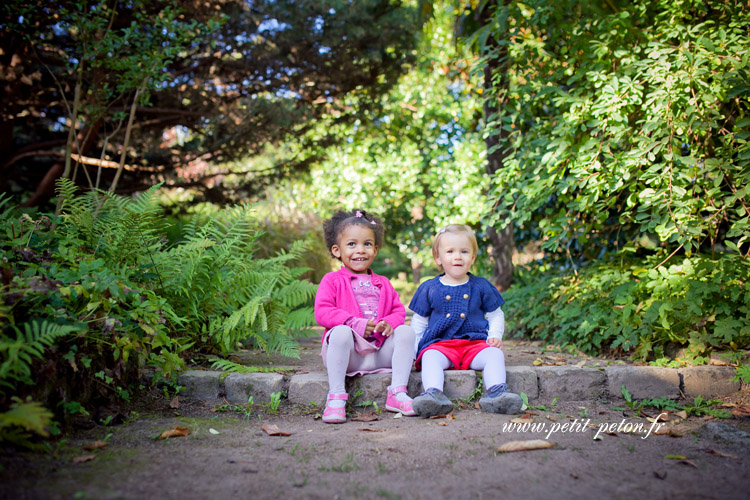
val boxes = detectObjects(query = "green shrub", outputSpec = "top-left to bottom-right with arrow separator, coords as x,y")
0,182 -> 316,437
153,204 -> 318,356
505,253 -> 750,360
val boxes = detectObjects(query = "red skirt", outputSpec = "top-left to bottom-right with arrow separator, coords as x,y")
416,339 -> 490,370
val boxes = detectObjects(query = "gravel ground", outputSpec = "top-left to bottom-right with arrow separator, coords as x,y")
2,386 -> 749,500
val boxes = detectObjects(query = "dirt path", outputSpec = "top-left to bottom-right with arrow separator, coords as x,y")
3,389 -> 749,500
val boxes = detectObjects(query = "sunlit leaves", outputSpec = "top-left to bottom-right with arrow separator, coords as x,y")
477,0 -> 750,259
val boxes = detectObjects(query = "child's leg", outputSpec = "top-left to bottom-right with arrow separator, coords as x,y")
468,346 -> 506,388
326,325 -> 355,397
323,326 -> 357,423
413,348 -> 453,417
370,325 -> 415,388
370,326 -> 416,415
421,349 -> 452,392
470,346 -> 522,414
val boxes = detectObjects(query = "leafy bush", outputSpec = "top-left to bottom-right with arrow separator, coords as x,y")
0,182 -> 316,438
477,0 -> 750,259
504,253 -> 750,360
153,204 -> 318,356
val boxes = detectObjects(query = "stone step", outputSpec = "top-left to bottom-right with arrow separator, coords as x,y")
176,364 -> 741,407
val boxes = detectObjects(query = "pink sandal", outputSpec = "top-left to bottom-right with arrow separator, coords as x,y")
322,393 -> 348,424
385,386 -> 417,416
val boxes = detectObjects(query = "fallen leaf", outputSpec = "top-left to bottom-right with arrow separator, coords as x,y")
358,428 -> 386,432
509,417 -> 528,425
730,405 -> 750,418
675,410 -> 688,419
532,358 -> 543,366
497,440 -> 554,453
653,471 -> 667,480
169,396 -> 180,409
678,459 -> 698,468
72,454 -> 97,463
209,428 -> 220,435
654,428 -> 685,437
704,449 -> 738,459
261,424 -> 291,436
522,412 -> 538,418
83,440 -> 108,451
438,422 -> 448,426
159,426 -> 190,439
351,414 -> 380,422
429,411 -> 454,420
392,413 -> 402,419
547,416 -> 557,422
665,454 -> 687,460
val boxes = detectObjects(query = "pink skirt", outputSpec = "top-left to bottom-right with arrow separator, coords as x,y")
320,326 -> 393,376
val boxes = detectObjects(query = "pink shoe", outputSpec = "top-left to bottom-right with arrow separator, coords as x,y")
385,386 -> 417,416
322,393 -> 348,424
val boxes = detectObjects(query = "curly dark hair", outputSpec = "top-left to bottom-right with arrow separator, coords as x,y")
323,209 -> 385,258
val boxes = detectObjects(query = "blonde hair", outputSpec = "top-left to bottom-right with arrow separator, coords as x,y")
432,224 -> 478,270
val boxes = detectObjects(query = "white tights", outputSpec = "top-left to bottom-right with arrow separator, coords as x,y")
420,346 -> 506,391
326,324 -> 415,396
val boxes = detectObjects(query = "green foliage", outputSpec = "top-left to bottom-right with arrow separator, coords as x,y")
0,183 -> 315,438
154,205 -> 317,356
1,322 -> 84,391
473,0 -> 750,259
294,5 -> 488,274
505,253 -> 750,359
213,396 -> 255,420
268,392 -> 283,413
621,385 -> 731,418
252,196 -> 331,283
209,359 -> 292,374
4,0 -> 419,204
0,397 -> 54,449
734,363 -> 750,385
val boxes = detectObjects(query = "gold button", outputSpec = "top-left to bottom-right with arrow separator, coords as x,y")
445,313 -> 451,318
463,294 -> 469,299
460,313 -> 466,318
445,295 -> 451,301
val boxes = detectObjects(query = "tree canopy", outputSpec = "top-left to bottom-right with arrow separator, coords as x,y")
1,0 -> 419,206
470,0 -> 750,261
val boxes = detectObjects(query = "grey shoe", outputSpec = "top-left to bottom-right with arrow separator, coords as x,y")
412,387 -> 454,417
478,383 -> 523,414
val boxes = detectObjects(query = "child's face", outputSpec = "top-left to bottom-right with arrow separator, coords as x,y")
434,232 -> 475,284
331,224 -> 379,274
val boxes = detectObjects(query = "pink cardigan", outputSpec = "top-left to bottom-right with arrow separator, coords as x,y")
314,266 -> 406,342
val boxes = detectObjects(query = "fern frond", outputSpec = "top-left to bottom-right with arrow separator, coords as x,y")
273,281 -> 318,308
0,322 -> 82,388
263,333 -> 301,359
0,193 -> 15,222
283,307 -> 315,331
0,397 -> 54,437
209,358 -> 292,374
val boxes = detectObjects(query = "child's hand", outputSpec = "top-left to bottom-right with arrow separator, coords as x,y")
487,337 -> 503,349
375,320 -> 393,337
364,318 -> 377,338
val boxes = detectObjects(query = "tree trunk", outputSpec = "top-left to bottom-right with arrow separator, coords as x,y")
477,1 -> 515,291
